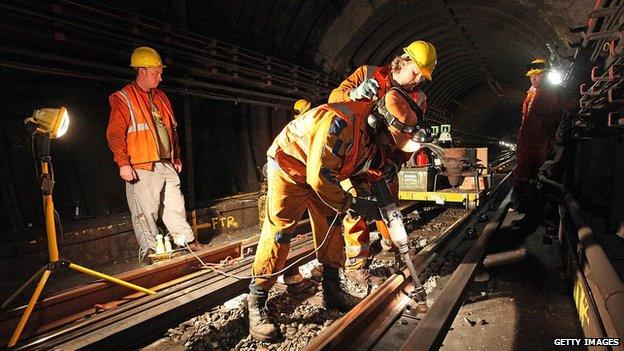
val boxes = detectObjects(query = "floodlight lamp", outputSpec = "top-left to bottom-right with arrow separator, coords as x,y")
25,107 -> 70,139
546,70 -> 563,85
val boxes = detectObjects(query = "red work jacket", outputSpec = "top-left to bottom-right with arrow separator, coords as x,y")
514,85 -> 574,184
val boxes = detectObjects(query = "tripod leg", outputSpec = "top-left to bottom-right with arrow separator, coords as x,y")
7,269 -> 51,347
68,263 -> 156,295
2,266 -> 45,310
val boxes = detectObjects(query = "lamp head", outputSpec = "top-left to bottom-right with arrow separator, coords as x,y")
25,107 -> 70,139
546,69 -> 563,85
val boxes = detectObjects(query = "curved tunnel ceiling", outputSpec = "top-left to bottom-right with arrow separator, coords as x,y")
80,0 -> 593,140
314,0 -> 592,139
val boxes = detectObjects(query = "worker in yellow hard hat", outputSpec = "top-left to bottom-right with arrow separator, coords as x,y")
512,58 -> 575,229
248,89 -> 423,341
329,40 -> 436,106
107,46 -> 202,263
326,40 -> 436,284
525,58 -> 548,77
293,99 -> 311,119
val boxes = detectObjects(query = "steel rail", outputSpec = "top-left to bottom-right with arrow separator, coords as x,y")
305,211 -> 472,350
13,237 -> 314,351
308,209 -> 476,351
0,241 -> 243,342
402,190 -> 512,350
378,172 -> 512,349
10,202 -> 420,350
305,170 -> 513,350
3,214 -> 314,348
539,175 -> 624,342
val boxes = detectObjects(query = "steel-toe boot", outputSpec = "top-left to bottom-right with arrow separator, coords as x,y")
247,291 -> 276,340
344,268 -> 385,287
322,265 -> 362,312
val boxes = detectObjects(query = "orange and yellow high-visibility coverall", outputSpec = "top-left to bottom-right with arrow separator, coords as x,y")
329,65 -> 426,269
252,100 -> 379,290
513,84 -> 574,213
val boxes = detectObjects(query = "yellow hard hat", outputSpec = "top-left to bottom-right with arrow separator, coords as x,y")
293,99 -> 311,117
403,41 -> 437,81
130,46 -> 166,68
526,58 -> 548,76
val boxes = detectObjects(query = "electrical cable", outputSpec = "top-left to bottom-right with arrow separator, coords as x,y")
30,135 -> 39,181
54,209 -> 64,247
185,212 -> 341,280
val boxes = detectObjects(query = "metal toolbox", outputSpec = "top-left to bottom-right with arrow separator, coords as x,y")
398,166 -> 435,192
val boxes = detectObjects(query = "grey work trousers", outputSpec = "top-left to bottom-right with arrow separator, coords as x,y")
126,160 -> 195,260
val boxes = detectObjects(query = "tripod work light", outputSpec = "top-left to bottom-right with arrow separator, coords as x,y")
3,107 -> 155,348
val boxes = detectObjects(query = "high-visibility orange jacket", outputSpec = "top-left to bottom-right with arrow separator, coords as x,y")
328,65 -> 427,112
329,65 -> 423,165
268,101 -> 378,212
513,84 -> 574,186
107,82 -> 181,170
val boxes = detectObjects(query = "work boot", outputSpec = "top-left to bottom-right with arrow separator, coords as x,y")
282,274 -> 318,295
345,269 -> 385,287
247,290 -> 276,341
322,266 -> 362,312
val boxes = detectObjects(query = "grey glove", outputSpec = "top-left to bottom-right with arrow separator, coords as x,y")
349,196 -> 380,221
349,78 -> 379,100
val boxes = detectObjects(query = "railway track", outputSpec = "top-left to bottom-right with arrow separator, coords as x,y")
307,174 -> 512,351
5,200 -> 425,350
5,169 -> 513,350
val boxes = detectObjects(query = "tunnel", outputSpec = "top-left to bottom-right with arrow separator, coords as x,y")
1,1 -> 623,350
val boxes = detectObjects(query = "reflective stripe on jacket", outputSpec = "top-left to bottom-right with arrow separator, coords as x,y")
107,83 -> 180,169
267,101 -> 377,211
329,65 -> 420,165
328,65 -> 427,112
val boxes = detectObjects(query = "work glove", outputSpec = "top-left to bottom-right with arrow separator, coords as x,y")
349,78 -> 379,101
349,196 -> 380,221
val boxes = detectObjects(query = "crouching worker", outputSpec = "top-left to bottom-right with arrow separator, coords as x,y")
248,88 -> 422,340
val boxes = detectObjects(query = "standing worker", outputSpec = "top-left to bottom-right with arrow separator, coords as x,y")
107,46 -> 202,262
512,58 -> 575,227
328,40 -> 436,281
248,89 -> 424,340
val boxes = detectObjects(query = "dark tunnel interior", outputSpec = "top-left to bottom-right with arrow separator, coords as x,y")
0,0 -> 616,234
